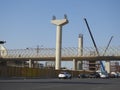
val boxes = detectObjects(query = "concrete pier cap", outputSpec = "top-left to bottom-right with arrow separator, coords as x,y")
51,14 -> 69,26
51,14 -> 69,70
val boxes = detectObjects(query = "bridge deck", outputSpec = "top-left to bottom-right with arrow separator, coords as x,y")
0,46 -> 120,61
1,56 -> 120,61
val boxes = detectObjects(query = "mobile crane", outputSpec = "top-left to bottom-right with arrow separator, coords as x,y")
84,18 -> 113,78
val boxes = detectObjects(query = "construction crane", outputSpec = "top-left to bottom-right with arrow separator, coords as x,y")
84,18 -> 105,71
103,36 -> 113,56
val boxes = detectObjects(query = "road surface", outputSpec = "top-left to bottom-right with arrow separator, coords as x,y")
0,78 -> 120,90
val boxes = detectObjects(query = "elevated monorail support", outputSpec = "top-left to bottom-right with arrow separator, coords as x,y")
73,59 -> 77,70
77,34 -> 83,70
51,15 -> 69,70
29,59 -> 33,68
105,60 -> 110,73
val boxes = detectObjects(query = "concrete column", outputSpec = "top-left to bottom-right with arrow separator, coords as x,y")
51,15 -> 69,70
55,25 -> 62,70
29,59 -> 32,68
77,34 -> 83,70
34,61 -> 39,68
0,44 -> 7,57
73,59 -> 77,70
77,61 -> 83,70
105,61 -> 110,73
78,34 -> 83,56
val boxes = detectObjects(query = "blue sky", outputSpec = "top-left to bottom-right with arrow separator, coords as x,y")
0,0 -> 120,68
0,0 -> 120,49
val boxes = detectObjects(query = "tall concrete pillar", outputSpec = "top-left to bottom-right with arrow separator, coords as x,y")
105,61 -> 110,73
77,34 -> 83,70
73,59 -> 77,70
78,34 -> 83,56
51,15 -> 69,70
55,25 -> 62,70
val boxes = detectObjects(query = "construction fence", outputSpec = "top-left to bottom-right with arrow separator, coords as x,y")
0,67 -> 90,79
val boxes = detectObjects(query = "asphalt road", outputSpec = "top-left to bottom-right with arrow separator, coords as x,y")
0,78 -> 120,90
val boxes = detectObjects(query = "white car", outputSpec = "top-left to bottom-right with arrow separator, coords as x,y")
58,72 -> 72,79
110,72 -> 119,78
96,70 -> 109,78
100,73 -> 108,78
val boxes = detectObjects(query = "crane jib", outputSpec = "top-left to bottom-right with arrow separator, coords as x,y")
84,18 -> 105,72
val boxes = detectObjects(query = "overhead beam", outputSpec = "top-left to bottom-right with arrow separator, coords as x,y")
1,56 -> 120,61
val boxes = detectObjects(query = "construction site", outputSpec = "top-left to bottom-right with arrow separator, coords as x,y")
0,17 -> 120,78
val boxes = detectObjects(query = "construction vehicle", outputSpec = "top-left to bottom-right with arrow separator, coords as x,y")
84,18 -> 113,78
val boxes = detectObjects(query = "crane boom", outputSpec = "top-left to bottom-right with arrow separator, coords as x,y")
103,36 -> 113,56
84,18 -> 99,56
84,18 -> 105,71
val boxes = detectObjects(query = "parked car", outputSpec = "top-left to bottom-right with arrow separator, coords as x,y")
109,73 -> 116,78
78,74 -> 89,78
98,72 -> 109,79
88,72 -> 100,78
58,72 -> 72,79
109,72 -> 119,78
96,70 -> 109,79
116,72 -> 120,78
